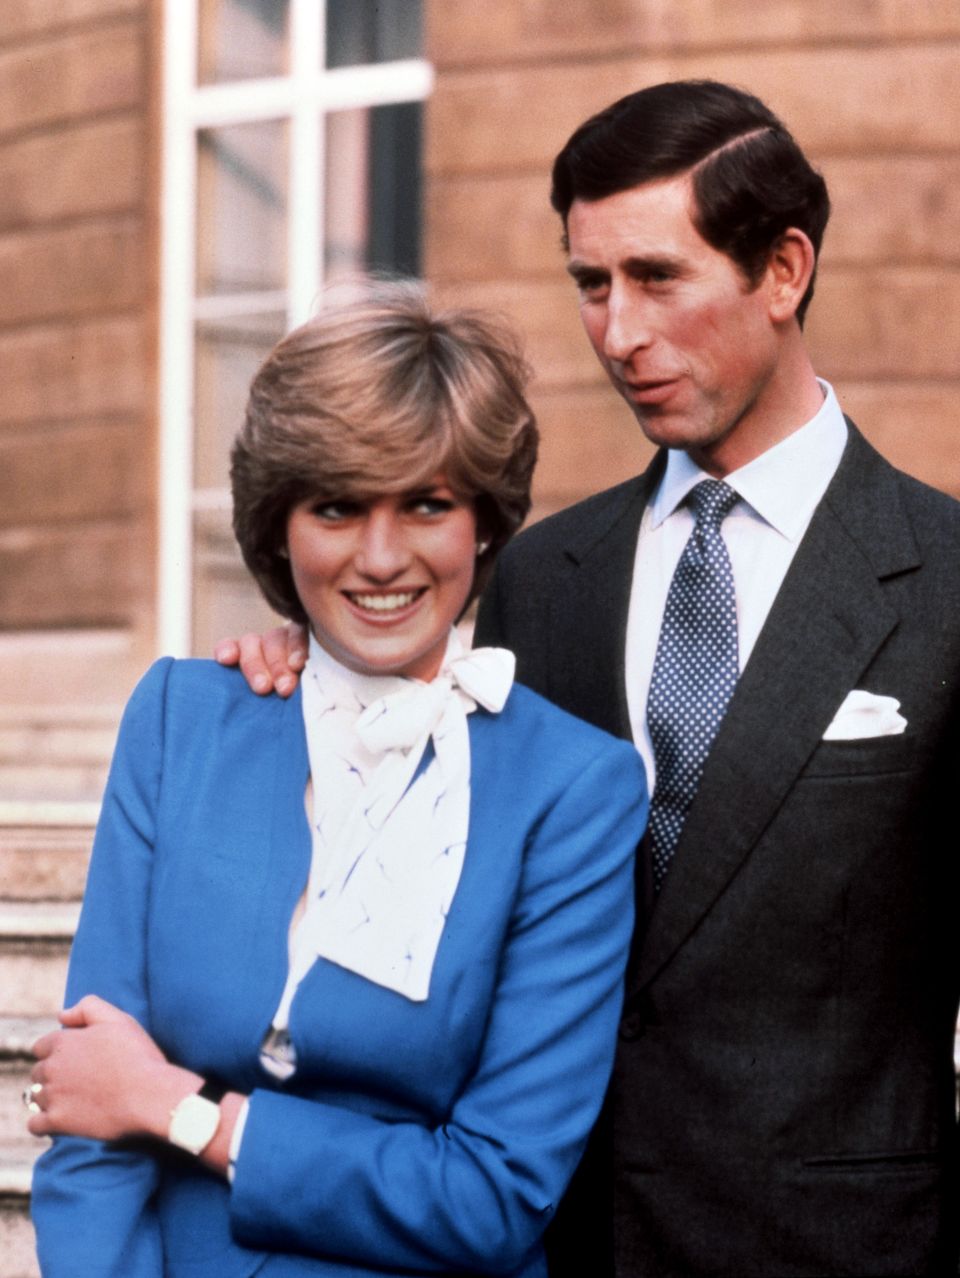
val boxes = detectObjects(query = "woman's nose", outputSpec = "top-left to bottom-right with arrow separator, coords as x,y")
354,510 -> 412,580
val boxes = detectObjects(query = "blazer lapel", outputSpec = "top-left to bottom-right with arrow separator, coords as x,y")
635,426 -> 921,989
551,458 -> 663,740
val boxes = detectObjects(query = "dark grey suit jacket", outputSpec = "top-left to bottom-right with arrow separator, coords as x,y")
475,424 -> 960,1277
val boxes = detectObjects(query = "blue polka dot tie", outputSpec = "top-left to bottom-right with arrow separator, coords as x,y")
647,479 -> 740,889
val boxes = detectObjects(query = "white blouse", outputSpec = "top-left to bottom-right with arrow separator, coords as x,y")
260,629 -> 515,1078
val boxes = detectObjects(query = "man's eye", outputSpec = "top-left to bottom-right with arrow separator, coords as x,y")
576,277 -> 608,299
642,268 -> 675,286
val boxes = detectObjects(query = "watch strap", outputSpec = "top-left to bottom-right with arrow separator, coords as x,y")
197,1077 -> 228,1105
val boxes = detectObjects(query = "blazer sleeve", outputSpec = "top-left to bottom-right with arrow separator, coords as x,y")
229,737 -> 647,1274
30,660 -> 174,1278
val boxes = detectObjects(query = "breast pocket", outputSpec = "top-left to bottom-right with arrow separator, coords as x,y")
801,732 -> 919,779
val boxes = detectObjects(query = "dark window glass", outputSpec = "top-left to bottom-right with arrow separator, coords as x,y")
325,0 -> 422,68
324,101 -> 421,278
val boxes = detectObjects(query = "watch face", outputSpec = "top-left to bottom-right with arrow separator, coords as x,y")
169,1093 -> 221,1156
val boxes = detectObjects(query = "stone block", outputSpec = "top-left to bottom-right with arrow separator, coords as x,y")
433,278 -> 602,388
0,316 -> 149,425
0,20 -> 144,140
0,421 -> 147,528
0,520 -> 150,629
807,266 -> 960,380
531,385 -> 654,508
0,216 -> 146,327
0,0 -> 140,45
425,173 -> 561,282
428,45 -> 960,175
835,379 -> 960,498
0,118 -> 143,232
428,0 -> 960,67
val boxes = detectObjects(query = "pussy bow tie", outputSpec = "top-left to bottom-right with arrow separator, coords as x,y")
355,647 -> 516,755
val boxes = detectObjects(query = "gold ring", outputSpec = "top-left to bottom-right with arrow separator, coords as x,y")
22,1082 -> 43,1115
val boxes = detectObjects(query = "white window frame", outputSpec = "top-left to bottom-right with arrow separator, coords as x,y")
158,0 -> 433,655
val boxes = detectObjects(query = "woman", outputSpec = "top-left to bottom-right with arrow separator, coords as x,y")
28,282 -> 647,1278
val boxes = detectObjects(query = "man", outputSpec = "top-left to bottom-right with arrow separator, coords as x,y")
223,81 -> 960,1276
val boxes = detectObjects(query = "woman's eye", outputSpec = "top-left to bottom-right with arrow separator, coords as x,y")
311,500 -> 358,521
409,496 -> 455,516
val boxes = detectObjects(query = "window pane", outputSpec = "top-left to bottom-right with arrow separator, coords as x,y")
324,102 -> 421,280
198,0 -> 289,84
194,311 -> 287,490
325,0 -> 422,68
196,121 -> 288,296
192,506 -> 281,656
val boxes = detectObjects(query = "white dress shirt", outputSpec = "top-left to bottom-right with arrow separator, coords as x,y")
625,380 -> 848,790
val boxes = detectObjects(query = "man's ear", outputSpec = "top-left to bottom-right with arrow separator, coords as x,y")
765,227 -> 816,323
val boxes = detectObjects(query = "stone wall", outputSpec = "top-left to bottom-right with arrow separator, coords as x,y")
0,0 -> 158,707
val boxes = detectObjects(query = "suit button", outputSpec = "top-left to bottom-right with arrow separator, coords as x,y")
619,1013 -> 644,1041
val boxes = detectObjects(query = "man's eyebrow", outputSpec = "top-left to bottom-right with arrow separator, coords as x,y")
566,253 -> 685,280
566,259 -> 608,281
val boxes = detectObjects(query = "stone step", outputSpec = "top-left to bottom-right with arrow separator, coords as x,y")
0,763 -> 109,804
0,700 -> 117,805
0,904 -> 78,1019
0,706 -> 119,763
0,628 -> 137,712
0,802 -> 97,903
0,1141 -> 42,1278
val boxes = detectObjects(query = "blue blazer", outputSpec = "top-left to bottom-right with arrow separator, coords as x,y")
31,659 -> 647,1278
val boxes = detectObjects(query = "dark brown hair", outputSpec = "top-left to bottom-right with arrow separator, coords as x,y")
551,80 -> 830,325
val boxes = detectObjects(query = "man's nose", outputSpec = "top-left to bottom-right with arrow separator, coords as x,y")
354,509 -> 412,580
603,288 -> 654,365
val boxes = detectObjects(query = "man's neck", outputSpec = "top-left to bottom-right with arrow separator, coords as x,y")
691,334 -> 825,478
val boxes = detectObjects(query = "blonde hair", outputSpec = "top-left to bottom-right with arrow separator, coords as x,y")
231,280 -> 538,622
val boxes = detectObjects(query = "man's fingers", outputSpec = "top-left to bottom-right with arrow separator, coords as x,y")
236,632 -> 275,694
264,622 -> 307,696
213,638 -> 241,667
224,623 -> 308,696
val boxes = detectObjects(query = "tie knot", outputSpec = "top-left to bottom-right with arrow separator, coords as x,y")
688,479 -> 738,528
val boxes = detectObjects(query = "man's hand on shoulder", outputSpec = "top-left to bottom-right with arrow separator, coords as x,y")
214,622 -> 307,697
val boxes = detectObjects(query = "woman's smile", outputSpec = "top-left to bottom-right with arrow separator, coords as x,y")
342,587 -> 427,618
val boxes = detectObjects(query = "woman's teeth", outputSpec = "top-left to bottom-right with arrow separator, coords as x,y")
350,591 -> 420,612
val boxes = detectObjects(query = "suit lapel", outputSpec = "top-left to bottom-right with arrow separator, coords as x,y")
635,427 -> 921,989
552,459 -> 662,740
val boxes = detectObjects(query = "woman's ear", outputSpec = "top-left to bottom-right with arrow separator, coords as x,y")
765,227 -> 816,324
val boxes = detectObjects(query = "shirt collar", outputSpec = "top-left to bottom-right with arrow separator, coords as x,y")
305,627 -> 469,710
650,379 -> 848,540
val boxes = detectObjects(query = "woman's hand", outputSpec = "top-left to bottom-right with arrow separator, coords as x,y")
28,995 -> 200,1144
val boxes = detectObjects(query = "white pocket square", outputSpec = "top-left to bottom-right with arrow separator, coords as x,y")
822,690 -> 907,741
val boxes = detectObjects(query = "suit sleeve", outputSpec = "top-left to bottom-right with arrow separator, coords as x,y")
30,660 -> 174,1278
229,739 -> 647,1274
